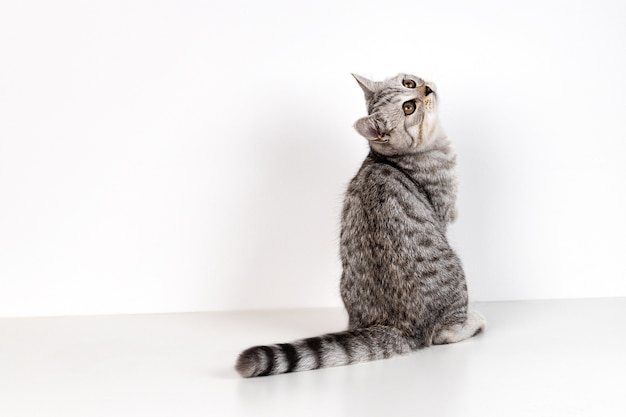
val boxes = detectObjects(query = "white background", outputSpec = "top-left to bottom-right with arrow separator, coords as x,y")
1,0 -> 625,317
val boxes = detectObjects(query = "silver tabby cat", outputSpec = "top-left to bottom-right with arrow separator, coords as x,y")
236,73 -> 486,378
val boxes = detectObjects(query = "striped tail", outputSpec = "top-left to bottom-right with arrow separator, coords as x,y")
235,325 -> 413,378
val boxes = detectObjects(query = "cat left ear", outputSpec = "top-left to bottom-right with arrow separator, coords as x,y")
354,116 -> 387,142
352,73 -> 378,101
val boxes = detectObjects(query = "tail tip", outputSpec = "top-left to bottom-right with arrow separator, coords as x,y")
235,347 -> 261,378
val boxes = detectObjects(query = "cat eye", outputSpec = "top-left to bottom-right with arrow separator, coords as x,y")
424,86 -> 434,96
402,79 -> 416,88
402,100 -> 416,115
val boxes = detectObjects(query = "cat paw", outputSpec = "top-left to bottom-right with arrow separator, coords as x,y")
434,311 -> 486,344
447,206 -> 458,223
467,311 -> 486,335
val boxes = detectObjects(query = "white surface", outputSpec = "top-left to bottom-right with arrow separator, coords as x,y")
1,298 -> 625,417
1,1 -> 626,316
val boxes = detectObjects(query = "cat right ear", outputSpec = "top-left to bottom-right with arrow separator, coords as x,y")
354,116 -> 387,142
352,73 -> 378,101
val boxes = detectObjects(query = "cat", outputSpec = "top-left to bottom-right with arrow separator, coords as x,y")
235,73 -> 485,378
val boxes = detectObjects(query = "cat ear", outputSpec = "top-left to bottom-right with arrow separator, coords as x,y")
354,116 -> 387,142
352,73 -> 378,101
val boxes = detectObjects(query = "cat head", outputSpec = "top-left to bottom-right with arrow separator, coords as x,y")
353,73 -> 444,155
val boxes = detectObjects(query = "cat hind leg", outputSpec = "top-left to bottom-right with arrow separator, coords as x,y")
433,311 -> 486,345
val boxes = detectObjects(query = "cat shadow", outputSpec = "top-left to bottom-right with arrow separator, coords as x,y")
451,116 -> 530,299
220,98 -> 359,314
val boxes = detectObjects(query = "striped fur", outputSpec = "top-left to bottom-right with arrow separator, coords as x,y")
236,326 -> 411,378
235,74 -> 485,378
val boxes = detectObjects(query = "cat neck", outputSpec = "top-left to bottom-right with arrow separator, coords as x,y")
369,139 -> 455,176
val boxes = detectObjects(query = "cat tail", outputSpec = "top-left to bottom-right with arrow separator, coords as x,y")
235,325 -> 413,378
